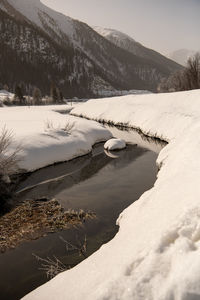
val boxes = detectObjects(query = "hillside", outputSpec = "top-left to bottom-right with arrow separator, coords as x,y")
0,0 -> 182,97
94,26 -> 182,74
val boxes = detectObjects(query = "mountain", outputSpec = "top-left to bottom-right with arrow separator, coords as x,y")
168,49 -> 198,66
0,0 -> 182,98
94,27 -> 182,74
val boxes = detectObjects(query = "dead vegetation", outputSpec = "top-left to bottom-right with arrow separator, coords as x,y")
0,127 -> 21,207
0,126 -> 21,180
0,198 -> 96,253
44,119 -> 75,134
33,254 -> 67,279
159,52 -> 200,92
34,234 -> 88,279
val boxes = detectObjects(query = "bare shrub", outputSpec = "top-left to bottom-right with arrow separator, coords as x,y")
44,120 -> 75,134
61,121 -> 75,134
33,254 -> 67,279
158,52 -> 200,92
33,234 -> 88,279
60,234 -> 87,259
44,119 -> 54,131
0,127 -> 21,180
186,53 -> 200,89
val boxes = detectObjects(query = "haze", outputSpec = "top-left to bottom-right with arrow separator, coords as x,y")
41,0 -> 199,55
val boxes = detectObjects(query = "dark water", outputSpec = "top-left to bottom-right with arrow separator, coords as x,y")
0,127 -> 165,300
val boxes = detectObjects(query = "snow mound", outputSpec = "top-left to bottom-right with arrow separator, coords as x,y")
104,138 -> 126,151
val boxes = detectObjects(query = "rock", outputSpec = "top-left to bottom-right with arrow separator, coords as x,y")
104,138 -> 126,151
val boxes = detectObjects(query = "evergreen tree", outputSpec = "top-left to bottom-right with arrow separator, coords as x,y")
50,84 -> 64,103
50,84 -> 58,103
33,87 -> 42,105
14,85 -> 24,104
57,88 -> 64,103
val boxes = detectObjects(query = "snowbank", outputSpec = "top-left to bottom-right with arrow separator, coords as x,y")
104,138 -> 126,150
0,105 -> 111,172
24,89 -> 200,299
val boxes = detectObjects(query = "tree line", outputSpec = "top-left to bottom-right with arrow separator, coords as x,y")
158,53 -> 200,92
1,83 -> 65,106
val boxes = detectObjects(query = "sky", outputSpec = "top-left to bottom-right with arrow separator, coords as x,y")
42,0 -> 200,55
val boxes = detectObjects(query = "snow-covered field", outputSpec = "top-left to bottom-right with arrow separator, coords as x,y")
23,89 -> 200,300
0,105 -> 111,172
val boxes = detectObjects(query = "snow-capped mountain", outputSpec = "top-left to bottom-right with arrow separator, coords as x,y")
0,0 -> 182,97
94,27 -> 181,74
168,49 -> 198,66
94,27 -> 142,56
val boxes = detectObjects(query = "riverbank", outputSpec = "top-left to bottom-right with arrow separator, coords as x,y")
0,129 -> 160,300
0,105 -> 112,173
24,89 -> 200,299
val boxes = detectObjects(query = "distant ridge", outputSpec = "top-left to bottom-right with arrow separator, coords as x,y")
168,49 -> 199,66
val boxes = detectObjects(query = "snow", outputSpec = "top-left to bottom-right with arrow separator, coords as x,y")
0,90 -> 14,103
104,138 -> 126,151
104,125 -> 164,154
94,26 -> 137,43
7,0 -> 75,39
0,105 -> 111,172
93,26 -> 142,57
23,89 -> 200,300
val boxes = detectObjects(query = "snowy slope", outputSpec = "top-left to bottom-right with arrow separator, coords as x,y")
23,89 -> 200,299
94,26 -> 182,73
94,26 -> 140,53
94,27 -> 137,44
0,105 -> 111,172
7,0 -> 75,39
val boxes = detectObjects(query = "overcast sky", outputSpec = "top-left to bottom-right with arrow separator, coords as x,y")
42,0 -> 199,55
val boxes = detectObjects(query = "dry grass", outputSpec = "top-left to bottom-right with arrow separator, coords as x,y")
0,126 -> 21,179
0,198 -> 95,253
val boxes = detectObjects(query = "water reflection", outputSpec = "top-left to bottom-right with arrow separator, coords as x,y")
17,144 -> 143,202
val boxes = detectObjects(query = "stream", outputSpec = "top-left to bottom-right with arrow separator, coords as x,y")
0,125 -> 165,300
